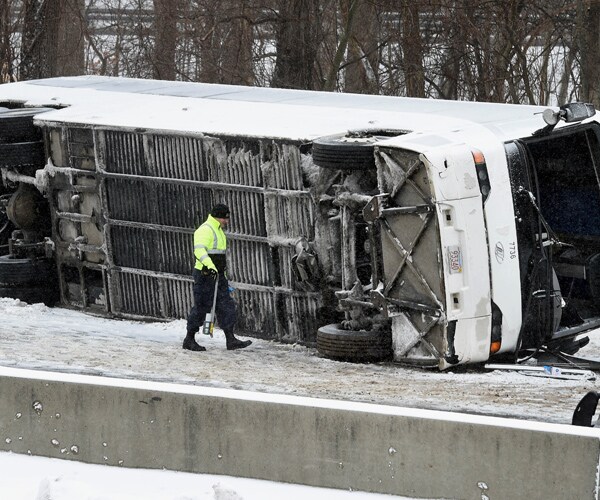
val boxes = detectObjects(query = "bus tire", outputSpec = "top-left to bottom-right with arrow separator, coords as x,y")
0,193 -> 12,249
0,141 -> 45,168
0,107 -> 51,143
0,255 -> 57,286
312,134 -> 377,171
0,283 -> 58,306
316,323 -> 392,362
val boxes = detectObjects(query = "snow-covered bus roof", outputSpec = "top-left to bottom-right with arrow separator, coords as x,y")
0,75 -> 556,143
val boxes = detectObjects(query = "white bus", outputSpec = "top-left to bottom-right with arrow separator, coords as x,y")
0,76 -> 598,369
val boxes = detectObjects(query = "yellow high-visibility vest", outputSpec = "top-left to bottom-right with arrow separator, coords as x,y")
193,215 -> 227,271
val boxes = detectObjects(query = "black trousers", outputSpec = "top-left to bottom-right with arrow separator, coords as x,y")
186,269 -> 237,334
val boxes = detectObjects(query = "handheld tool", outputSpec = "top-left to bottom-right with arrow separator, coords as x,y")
202,273 -> 219,337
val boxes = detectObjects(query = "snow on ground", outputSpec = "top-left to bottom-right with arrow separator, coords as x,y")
0,451 -> 401,500
0,298 -> 599,424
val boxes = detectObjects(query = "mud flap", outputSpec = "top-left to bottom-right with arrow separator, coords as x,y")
572,391 -> 600,427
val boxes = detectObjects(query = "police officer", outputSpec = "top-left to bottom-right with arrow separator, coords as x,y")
183,204 -> 252,351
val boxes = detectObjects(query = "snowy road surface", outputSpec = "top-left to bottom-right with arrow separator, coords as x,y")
0,298 -> 599,424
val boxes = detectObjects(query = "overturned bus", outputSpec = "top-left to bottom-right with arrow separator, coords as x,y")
0,76 -> 598,369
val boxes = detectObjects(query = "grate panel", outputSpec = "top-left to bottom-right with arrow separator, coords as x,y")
111,271 -> 161,317
235,288 -> 277,339
109,225 -> 192,275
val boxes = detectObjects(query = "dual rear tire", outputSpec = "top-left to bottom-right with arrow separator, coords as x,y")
0,255 -> 59,306
0,107 -> 51,170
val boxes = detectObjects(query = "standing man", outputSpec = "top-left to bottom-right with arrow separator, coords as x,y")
183,203 -> 252,352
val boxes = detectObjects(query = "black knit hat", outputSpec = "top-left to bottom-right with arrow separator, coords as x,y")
211,204 -> 230,218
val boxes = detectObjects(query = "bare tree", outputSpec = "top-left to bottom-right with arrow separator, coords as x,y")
153,0 -> 181,80
400,0 -> 425,97
578,0 -> 600,106
179,1 -> 258,85
342,1 -> 382,94
0,0 -> 16,82
433,2 -> 463,100
19,0 -> 85,80
321,0 -> 359,91
417,0 -> 579,104
271,0 -> 321,89
0,0 -> 591,108
219,1 -> 255,85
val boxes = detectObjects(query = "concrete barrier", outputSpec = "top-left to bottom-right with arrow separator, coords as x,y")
1,366 -> 599,499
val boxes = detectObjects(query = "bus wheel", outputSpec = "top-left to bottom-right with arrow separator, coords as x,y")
312,133 -> 378,171
0,107 -> 51,143
0,141 -> 45,168
0,255 -> 58,306
0,284 -> 58,306
316,323 -> 392,362
0,255 -> 57,286
0,194 -> 13,250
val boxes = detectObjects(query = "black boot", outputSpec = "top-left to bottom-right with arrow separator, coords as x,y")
224,329 -> 252,350
182,332 -> 206,352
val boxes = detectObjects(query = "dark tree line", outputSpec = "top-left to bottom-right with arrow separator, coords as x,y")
1,0 -> 599,106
